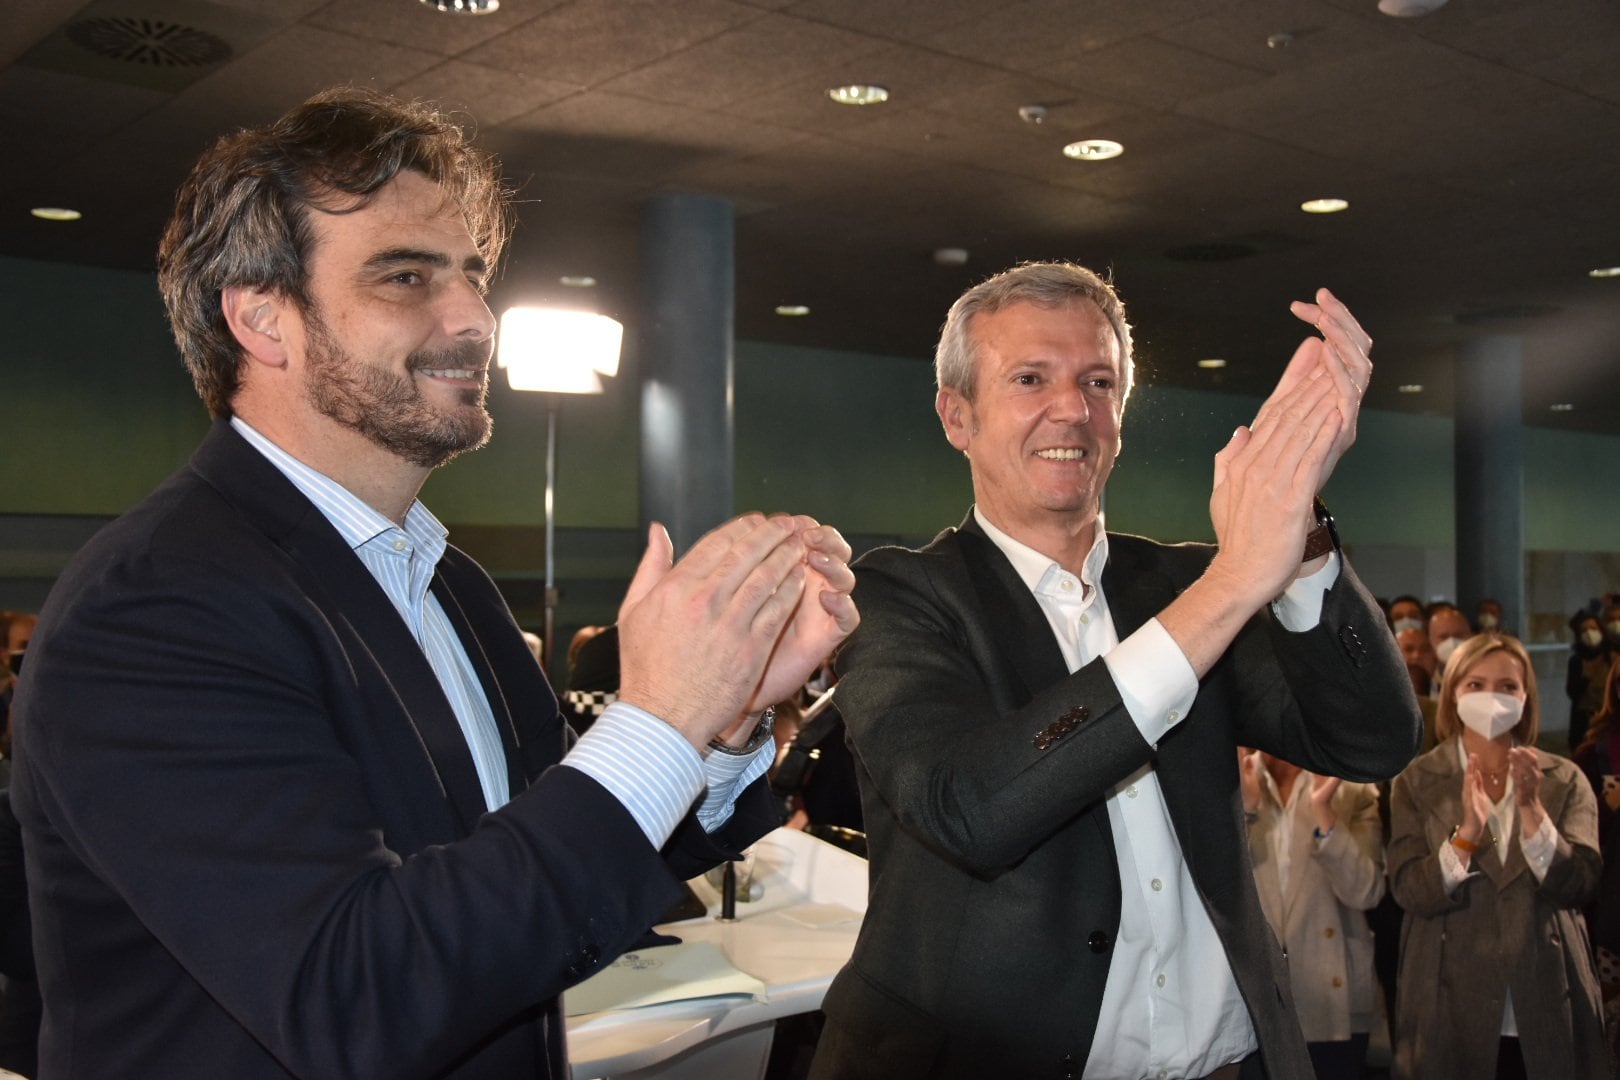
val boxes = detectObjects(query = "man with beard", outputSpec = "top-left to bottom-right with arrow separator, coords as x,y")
9,88 -> 857,1079
809,262 -> 1419,1079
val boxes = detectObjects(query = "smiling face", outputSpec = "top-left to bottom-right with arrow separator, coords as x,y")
291,170 -> 497,469
936,299 -> 1123,557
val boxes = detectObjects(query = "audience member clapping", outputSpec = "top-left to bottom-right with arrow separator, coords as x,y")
1241,748 -> 1385,1080
1388,633 -> 1608,1079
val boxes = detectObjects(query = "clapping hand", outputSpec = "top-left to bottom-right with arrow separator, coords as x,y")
614,514 -> 857,752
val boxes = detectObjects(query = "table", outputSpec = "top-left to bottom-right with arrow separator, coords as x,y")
566,827 -> 868,1079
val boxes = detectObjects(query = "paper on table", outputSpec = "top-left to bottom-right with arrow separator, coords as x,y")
563,941 -> 767,1017
773,902 -> 861,929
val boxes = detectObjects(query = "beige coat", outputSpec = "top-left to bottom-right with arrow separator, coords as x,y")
1248,772 -> 1384,1043
1388,738 -> 1610,1080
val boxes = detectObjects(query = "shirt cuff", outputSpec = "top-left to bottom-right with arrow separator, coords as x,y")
694,737 -> 776,832
1521,812 -> 1557,882
1271,552 -> 1340,631
1104,618 -> 1199,749
561,702 -> 706,850
1438,835 -> 1474,894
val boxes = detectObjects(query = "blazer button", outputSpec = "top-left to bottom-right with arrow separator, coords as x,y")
1332,976 -> 1343,988
1059,1053 -> 1078,1079
1088,930 -> 1110,954
1323,927 -> 1335,938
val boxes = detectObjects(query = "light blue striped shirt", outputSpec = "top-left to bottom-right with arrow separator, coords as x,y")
231,418 -> 771,845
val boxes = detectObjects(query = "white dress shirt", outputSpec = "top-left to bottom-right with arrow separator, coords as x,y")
975,508 -> 1338,1080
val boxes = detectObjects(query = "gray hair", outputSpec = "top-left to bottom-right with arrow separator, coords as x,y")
934,261 -> 1134,403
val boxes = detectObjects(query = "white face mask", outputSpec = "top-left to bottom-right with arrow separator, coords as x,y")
1608,620 -> 1620,640
1391,617 -> 1424,636
1435,636 -> 1465,668
1584,628 -> 1605,649
1476,613 -> 1499,630
1457,691 -> 1523,740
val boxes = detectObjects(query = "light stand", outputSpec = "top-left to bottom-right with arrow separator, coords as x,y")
497,307 -> 623,671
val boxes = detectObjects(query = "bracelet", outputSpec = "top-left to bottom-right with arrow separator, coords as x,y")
1449,827 -> 1479,854
708,706 -> 776,757
1312,826 -> 1334,843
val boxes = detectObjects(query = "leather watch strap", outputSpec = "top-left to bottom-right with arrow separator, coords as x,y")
1302,496 -> 1338,562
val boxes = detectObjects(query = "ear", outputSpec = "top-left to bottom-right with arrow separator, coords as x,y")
221,285 -> 289,369
936,387 -> 972,454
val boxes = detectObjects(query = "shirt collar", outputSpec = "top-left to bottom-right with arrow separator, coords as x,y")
973,506 -> 1109,598
229,416 -> 448,563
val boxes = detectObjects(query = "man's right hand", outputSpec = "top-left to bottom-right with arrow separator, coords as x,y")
613,515 -> 820,752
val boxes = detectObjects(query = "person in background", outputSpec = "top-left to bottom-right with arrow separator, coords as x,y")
1426,602 -> 1472,675
1388,633 -> 1607,1079
1476,597 -> 1505,633
1241,748 -> 1385,1080
1572,656 -> 1620,1062
560,624 -> 619,736
1388,595 -> 1425,637
1568,610 -> 1612,754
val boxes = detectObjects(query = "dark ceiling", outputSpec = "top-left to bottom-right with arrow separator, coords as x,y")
5,0 -> 1619,434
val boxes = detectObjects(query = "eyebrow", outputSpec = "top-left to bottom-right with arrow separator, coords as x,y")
362,248 -> 488,276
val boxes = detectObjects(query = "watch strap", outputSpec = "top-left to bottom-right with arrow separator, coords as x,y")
708,705 -> 777,756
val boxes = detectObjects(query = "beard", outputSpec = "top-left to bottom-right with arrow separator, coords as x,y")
302,312 -> 493,469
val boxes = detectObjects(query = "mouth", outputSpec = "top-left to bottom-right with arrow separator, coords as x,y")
416,366 -> 487,383
1034,448 -> 1087,461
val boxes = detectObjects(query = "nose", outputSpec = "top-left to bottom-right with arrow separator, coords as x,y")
1047,380 -> 1091,425
444,277 -> 496,343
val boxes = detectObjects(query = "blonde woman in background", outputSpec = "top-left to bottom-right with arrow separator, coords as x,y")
1388,632 -> 1609,1079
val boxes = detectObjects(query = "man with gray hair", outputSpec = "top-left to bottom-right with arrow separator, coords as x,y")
811,262 -> 1420,1079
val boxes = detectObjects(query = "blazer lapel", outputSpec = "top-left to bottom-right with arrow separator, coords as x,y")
189,421 -> 493,835
1099,533 -> 1184,640
1416,741 -> 1470,853
953,514 -> 1068,702
952,512 -> 1118,861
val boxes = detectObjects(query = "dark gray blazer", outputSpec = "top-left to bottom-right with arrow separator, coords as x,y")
11,420 -> 773,1079
811,513 -> 1421,1080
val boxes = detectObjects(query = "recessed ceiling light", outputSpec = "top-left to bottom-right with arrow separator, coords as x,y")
826,84 -> 888,106
1062,139 -> 1123,161
1300,198 -> 1349,214
1398,384 -> 1424,394
775,304 -> 811,317
1589,266 -> 1620,279
1550,402 -> 1575,412
1197,358 -> 1227,369
1378,0 -> 1448,16
31,207 -> 82,222
558,275 -> 596,288
418,0 -> 499,13
933,247 -> 969,266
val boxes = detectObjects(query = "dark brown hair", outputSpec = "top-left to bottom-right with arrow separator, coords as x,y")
156,86 -> 509,417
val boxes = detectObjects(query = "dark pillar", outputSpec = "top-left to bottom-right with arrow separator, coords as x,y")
638,195 -> 735,557
1454,336 -> 1524,633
